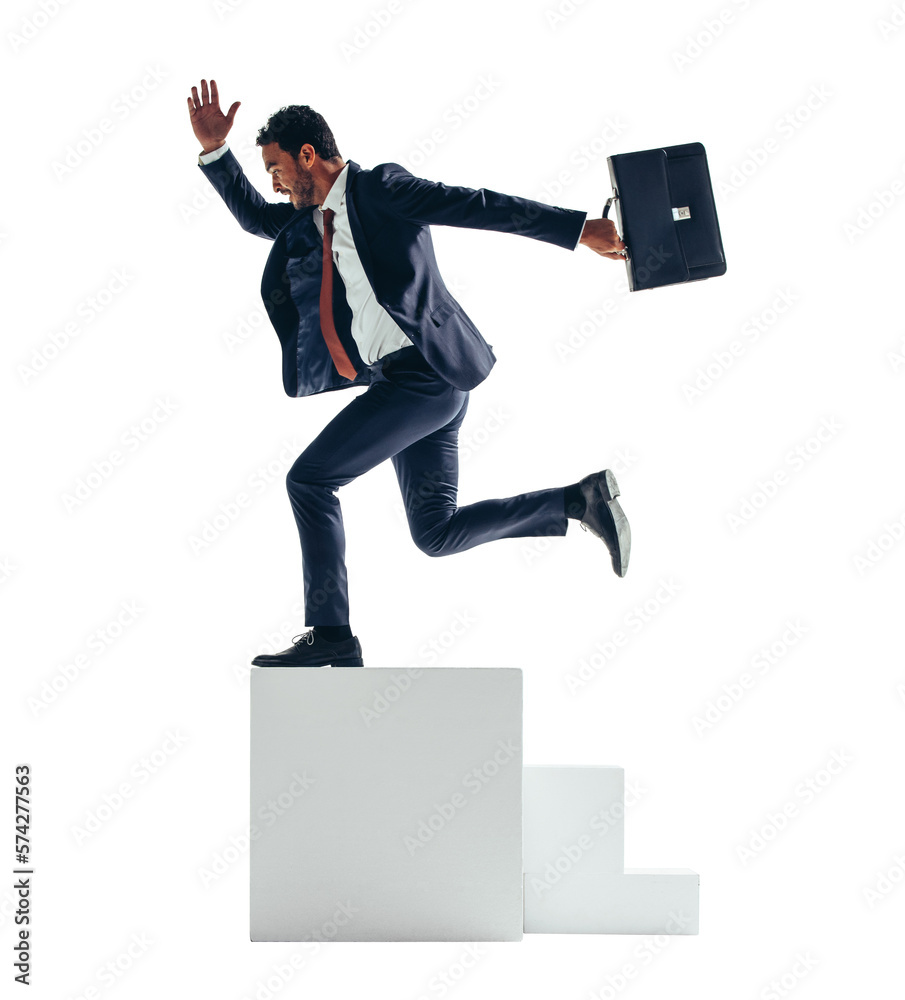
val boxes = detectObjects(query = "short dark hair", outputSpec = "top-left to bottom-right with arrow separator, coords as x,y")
255,105 -> 341,161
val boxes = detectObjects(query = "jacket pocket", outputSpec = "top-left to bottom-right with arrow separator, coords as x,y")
429,300 -> 459,327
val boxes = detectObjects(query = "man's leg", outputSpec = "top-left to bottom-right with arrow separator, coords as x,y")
284,364 -> 469,628
386,357 -> 628,575
391,392 -> 567,556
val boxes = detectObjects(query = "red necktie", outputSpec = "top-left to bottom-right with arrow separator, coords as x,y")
319,208 -> 357,380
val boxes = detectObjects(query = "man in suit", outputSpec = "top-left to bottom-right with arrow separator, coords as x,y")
188,79 -> 630,669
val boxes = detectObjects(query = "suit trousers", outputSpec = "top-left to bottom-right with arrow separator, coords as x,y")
285,347 -> 567,625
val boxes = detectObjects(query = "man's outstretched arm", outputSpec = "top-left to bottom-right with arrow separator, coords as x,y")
187,78 -> 294,240
375,162 -> 625,258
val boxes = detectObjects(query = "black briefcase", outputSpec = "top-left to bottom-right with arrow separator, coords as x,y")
603,142 -> 726,291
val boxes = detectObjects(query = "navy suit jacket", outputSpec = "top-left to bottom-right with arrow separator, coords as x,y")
199,149 -> 587,397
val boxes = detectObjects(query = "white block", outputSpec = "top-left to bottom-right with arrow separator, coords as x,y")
524,868 -> 699,935
250,668 -> 523,942
523,766 -> 624,875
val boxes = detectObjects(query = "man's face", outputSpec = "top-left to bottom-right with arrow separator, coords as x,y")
261,142 -> 315,210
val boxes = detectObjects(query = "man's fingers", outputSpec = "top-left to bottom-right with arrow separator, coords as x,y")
201,78 -> 210,105
225,100 -> 241,124
210,78 -> 220,108
190,85 -> 200,110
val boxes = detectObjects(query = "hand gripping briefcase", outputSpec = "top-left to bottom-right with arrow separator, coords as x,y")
603,141 -> 726,291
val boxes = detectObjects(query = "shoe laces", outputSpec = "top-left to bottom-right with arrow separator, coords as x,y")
292,630 -> 316,648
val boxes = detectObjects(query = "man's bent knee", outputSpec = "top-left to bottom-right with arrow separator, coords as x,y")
286,468 -> 335,499
412,531 -> 453,557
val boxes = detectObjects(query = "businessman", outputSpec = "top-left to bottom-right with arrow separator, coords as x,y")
188,79 -> 630,668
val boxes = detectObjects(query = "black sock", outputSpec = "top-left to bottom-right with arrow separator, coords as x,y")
564,482 -> 585,520
314,625 -> 352,642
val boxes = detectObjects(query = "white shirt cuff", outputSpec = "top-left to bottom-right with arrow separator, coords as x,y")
198,144 -> 229,165
573,215 -> 588,250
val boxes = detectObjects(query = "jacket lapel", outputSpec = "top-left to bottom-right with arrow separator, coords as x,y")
343,160 -> 378,293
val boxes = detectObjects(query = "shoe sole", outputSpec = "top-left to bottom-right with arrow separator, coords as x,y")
581,470 -> 631,577
251,657 -> 365,668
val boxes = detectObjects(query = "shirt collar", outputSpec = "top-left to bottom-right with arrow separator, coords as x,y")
319,162 -> 350,214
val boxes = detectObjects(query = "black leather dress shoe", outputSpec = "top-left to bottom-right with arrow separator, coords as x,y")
251,630 -> 364,668
578,469 -> 631,577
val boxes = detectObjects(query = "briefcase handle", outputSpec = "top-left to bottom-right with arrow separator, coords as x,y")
602,195 -> 628,258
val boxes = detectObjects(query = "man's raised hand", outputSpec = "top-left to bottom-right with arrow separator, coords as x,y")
578,217 -> 627,260
187,78 -> 240,154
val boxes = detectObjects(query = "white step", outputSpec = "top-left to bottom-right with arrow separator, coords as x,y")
250,667 -> 524,942
523,869 -> 700,935
523,765 -> 625,875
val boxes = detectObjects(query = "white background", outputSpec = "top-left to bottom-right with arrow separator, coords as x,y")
4,0 -> 905,995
